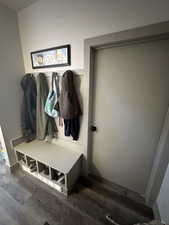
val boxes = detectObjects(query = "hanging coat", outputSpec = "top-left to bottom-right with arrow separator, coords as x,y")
21,74 -> 37,142
58,70 -> 82,119
36,73 -> 58,140
57,70 -> 82,140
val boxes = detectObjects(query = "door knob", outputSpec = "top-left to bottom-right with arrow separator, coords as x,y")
91,126 -> 97,132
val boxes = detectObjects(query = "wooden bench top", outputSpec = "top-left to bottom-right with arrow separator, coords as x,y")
14,140 -> 82,174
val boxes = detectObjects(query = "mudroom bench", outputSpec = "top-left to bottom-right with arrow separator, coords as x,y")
12,139 -> 82,196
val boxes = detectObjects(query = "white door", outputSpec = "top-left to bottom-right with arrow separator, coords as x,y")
91,39 -> 169,194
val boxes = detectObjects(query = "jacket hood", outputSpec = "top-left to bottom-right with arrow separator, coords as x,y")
61,70 -> 74,92
21,74 -> 35,90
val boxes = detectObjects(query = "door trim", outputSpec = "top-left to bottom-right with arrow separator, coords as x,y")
84,20 -> 169,205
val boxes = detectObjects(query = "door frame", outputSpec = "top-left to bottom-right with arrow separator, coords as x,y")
83,21 -> 169,205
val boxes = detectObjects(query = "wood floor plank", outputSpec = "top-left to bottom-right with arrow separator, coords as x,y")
0,205 -> 19,225
0,179 -> 32,204
23,196 -> 60,225
0,186 -> 40,225
0,162 -> 153,225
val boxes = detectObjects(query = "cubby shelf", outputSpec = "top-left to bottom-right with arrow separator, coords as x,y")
14,140 -> 82,196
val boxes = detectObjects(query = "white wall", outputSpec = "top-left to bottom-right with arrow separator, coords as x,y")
18,0 -> 169,73
157,164 -> 169,225
18,0 -> 169,194
0,3 -> 24,166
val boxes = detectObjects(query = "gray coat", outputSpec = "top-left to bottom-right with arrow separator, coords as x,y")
36,73 -> 57,140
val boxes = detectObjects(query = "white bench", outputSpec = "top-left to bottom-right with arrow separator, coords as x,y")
12,139 -> 82,196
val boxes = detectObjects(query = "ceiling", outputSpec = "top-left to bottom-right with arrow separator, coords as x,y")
0,0 -> 39,11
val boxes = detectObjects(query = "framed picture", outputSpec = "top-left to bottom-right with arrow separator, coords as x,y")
31,45 -> 71,69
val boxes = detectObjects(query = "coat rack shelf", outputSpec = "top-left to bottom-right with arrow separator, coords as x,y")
13,139 -> 82,196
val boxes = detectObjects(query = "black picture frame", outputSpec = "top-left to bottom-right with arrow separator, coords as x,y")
31,44 -> 71,69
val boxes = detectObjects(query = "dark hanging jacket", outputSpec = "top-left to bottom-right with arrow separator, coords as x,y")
58,70 -> 82,119
36,73 -> 58,140
57,70 -> 82,140
21,74 -> 37,142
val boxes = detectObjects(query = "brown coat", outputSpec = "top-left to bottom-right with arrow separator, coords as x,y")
58,70 -> 82,119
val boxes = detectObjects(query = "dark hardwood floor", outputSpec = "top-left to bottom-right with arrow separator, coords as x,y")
0,161 -> 153,225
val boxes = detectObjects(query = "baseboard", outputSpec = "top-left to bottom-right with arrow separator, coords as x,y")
88,173 -> 154,219
153,201 -> 161,220
10,136 -> 25,148
89,173 -> 144,200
